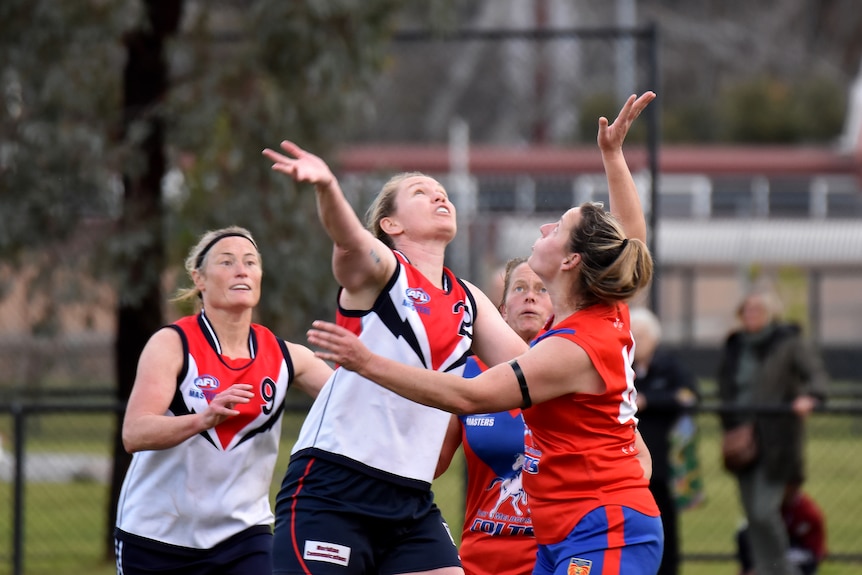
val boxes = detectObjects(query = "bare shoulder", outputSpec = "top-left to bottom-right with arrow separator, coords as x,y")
140,327 -> 183,364
130,327 -> 185,402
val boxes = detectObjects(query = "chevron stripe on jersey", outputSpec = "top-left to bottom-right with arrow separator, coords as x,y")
291,251 -> 476,487
167,313 -> 289,450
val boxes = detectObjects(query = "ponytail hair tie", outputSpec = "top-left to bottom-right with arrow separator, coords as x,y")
613,237 -> 629,261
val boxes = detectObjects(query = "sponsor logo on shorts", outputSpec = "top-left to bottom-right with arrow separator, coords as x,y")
303,540 -> 351,567
567,557 -> 592,575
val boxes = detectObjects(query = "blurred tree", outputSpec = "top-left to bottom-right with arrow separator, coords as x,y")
1,0 -> 455,562
108,0 -> 181,560
717,76 -> 846,143
0,1 -> 129,321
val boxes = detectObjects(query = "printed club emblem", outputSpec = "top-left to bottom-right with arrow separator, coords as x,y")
567,557 -> 592,575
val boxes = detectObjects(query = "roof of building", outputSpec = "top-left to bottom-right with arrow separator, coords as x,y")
495,217 -> 862,268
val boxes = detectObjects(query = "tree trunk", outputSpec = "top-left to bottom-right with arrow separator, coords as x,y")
107,0 -> 183,561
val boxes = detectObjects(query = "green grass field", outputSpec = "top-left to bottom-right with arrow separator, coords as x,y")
1,408 -> 861,575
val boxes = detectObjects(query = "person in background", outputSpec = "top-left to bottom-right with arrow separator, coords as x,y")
306,92 -> 663,575
630,306 -> 699,575
114,226 -> 333,575
717,286 -> 828,575
736,481 -> 827,575
435,256 -> 553,575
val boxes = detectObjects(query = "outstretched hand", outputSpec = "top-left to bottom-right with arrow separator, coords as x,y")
598,91 -> 656,153
307,320 -> 372,373
262,140 -> 335,188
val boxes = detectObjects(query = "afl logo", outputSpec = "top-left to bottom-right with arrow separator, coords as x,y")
194,375 -> 220,389
405,287 -> 431,304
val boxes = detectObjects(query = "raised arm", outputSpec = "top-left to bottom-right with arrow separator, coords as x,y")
598,91 -> 656,244
263,141 -> 394,299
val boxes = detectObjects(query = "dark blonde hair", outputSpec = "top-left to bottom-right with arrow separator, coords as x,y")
567,202 -> 653,306
364,171 -> 429,249
173,225 -> 260,303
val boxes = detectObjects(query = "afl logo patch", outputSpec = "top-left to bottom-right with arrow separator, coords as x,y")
405,287 -> 431,304
194,375 -> 220,389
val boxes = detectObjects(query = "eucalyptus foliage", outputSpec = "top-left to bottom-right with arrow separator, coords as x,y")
0,0 -> 423,339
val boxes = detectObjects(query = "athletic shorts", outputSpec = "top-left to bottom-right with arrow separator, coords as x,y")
533,505 -> 663,575
272,454 -> 461,575
114,525 -> 272,575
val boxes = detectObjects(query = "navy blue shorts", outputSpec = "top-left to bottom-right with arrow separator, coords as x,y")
114,526 -> 272,575
272,454 -> 461,575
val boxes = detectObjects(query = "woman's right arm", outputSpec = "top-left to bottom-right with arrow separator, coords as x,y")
306,320 -> 603,414
122,329 -> 253,453
263,141 -> 394,298
434,415 -> 463,479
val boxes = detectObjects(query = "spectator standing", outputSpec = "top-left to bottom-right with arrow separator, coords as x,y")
630,306 -> 699,575
717,287 -> 828,575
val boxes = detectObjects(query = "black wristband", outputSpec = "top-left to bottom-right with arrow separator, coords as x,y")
509,359 -> 532,409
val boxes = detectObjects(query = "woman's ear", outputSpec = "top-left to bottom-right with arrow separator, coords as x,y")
561,252 -> 581,271
192,269 -> 205,293
380,216 -> 403,236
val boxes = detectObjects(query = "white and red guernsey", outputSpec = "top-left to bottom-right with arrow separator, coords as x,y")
291,250 -> 476,488
116,312 -> 293,549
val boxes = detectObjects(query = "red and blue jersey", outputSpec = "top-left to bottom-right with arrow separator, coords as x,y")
459,356 -> 537,575
521,303 -> 658,545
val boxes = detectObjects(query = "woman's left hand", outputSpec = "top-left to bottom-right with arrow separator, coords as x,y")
307,320 -> 372,373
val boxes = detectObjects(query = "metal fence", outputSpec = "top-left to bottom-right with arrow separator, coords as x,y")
2,396 -> 862,575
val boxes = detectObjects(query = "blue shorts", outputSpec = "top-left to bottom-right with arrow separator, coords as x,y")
272,454 -> 461,575
534,505 -> 663,575
114,526 -> 272,575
